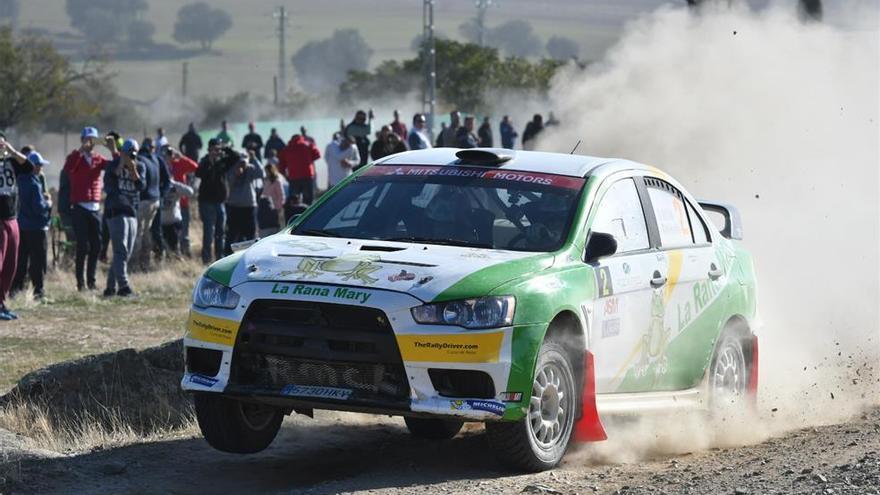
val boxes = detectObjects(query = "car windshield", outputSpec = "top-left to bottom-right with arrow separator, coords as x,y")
292,165 -> 586,252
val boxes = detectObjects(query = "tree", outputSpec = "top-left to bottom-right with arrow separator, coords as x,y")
64,0 -> 150,45
173,2 -> 232,50
0,0 -> 19,24
292,29 -> 373,94
0,27 -> 103,130
546,35 -> 579,61
127,19 -> 156,48
459,19 -> 543,58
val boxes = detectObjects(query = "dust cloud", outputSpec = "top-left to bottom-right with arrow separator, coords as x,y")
537,1 -> 879,460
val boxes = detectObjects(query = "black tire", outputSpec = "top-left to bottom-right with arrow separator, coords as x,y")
194,394 -> 284,454
486,341 -> 576,472
404,417 -> 464,440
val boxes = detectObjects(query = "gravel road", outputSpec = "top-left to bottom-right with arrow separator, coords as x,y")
2,405 -> 878,495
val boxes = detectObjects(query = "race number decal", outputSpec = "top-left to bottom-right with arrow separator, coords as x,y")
596,266 -> 614,297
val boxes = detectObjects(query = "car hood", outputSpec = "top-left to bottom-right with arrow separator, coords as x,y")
214,235 -> 555,302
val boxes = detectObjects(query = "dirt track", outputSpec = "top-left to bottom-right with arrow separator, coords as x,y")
2,405 -> 878,495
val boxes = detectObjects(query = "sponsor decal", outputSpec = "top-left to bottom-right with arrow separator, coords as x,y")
363,165 -> 586,190
397,332 -> 504,363
635,290 -> 671,379
188,374 -> 219,388
281,384 -> 353,400
622,262 -> 631,275
450,399 -> 505,416
602,296 -> 619,316
412,276 -> 434,288
498,392 -> 523,402
270,283 -> 371,304
295,257 -> 382,285
601,319 -> 621,338
186,312 -> 240,346
596,266 -> 614,297
284,240 -> 332,252
388,270 -> 416,282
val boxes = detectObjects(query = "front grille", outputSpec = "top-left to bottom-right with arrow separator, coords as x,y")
230,299 -> 409,402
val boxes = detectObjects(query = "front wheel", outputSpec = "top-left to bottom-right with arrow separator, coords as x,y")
194,394 -> 284,454
404,417 -> 464,439
486,341 -> 576,472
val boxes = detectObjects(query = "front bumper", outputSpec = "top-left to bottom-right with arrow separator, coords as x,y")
182,281 -> 535,421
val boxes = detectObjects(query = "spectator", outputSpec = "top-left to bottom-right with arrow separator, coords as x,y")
264,128 -> 285,160
478,116 -> 493,147
11,151 -> 50,301
455,116 -> 479,149
224,152 -> 264,253
522,114 -> 544,151
300,126 -> 315,145
500,115 -> 518,149
325,135 -> 360,188
151,142 -> 172,264
216,120 -> 234,147
162,146 -> 199,257
284,193 -> 308,225
439,111 -> 461,147
435,122 -> 447,148
265,148 -> 280,167
370,126 -> 395,161
241,121 -> 264,157
156,127 -> 169,149
103,139 -> 145,298
63,127 -> 110,291
344,109 -> 373,167
278,134 -> 320,205
389,110 -> 407,141
160,178 -> 194,256
132,138 -> 162,271
545,111 -> 560,127
179,122 -> 203,161
408,113 -> 431,151
258,163 -> 287,238
196,139 -> 235,264
0,136 -> 34,318
388,132 -> 407,155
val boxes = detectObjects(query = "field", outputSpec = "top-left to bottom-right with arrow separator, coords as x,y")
16,0 -> 670,101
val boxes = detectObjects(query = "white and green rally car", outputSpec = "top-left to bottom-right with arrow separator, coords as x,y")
183,148 -> 758,471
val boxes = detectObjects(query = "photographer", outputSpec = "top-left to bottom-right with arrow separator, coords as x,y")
196,139 -> 237,263
225,150 -> 264,254
103,139 -> 145,297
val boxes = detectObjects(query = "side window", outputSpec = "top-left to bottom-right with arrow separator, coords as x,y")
590,178 -> 649,253
646,180 -> 694,248
686,200 -> 710,244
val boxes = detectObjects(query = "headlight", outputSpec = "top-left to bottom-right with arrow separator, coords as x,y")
411,296 -> 515,329
192,277 -> 240,309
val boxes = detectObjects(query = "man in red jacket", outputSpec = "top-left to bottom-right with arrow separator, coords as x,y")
278,134 -> 320,205
63,127 -> 111,291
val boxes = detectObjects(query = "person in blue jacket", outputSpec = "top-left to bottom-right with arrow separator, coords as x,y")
11,151 -> 52,299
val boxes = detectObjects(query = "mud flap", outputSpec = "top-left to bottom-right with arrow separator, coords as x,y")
747,335 -> 759,408
574,351 -> 607,442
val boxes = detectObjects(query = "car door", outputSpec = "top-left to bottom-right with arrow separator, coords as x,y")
586,176 -> 659,394
636,177 -> 721,391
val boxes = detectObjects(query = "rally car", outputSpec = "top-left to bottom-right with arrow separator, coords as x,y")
183,148 -> 758,471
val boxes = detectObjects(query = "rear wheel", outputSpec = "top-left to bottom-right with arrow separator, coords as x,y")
404,417 -> 464,440
709,332 -> 749,411
487,341 -> 576,472
194,394 -> 284,453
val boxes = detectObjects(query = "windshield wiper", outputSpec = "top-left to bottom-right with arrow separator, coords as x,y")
386,236 -> 491,249
295,229 -> 341,238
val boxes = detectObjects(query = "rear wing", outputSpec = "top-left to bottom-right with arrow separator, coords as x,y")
697,200 -> 743,240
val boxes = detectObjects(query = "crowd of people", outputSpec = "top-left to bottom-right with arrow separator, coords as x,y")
0,108 -> 558,319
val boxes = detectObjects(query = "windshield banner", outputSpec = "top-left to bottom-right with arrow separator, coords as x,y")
363,165 -> 585,190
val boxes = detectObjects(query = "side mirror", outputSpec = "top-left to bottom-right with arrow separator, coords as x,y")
585,232 -> 617,264
286,214 -> 301,227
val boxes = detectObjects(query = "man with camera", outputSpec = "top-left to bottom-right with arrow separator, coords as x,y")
103,139 -> 146,297
196,139 -> 238,264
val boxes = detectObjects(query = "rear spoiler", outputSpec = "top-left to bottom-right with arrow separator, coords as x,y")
697,200 -> 743,240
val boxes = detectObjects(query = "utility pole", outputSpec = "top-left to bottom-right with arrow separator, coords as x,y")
475,0 -> 495,47
422,0 -> 437,142
273,6 -> 289,102
182,61 -> 189,98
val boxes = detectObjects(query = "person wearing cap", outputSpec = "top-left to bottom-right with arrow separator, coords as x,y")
63,126 -> 111,291
241,122 -> 264,157
11,151 -> 51,300
0,135 -> 34,319
103,139 -> 146,297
